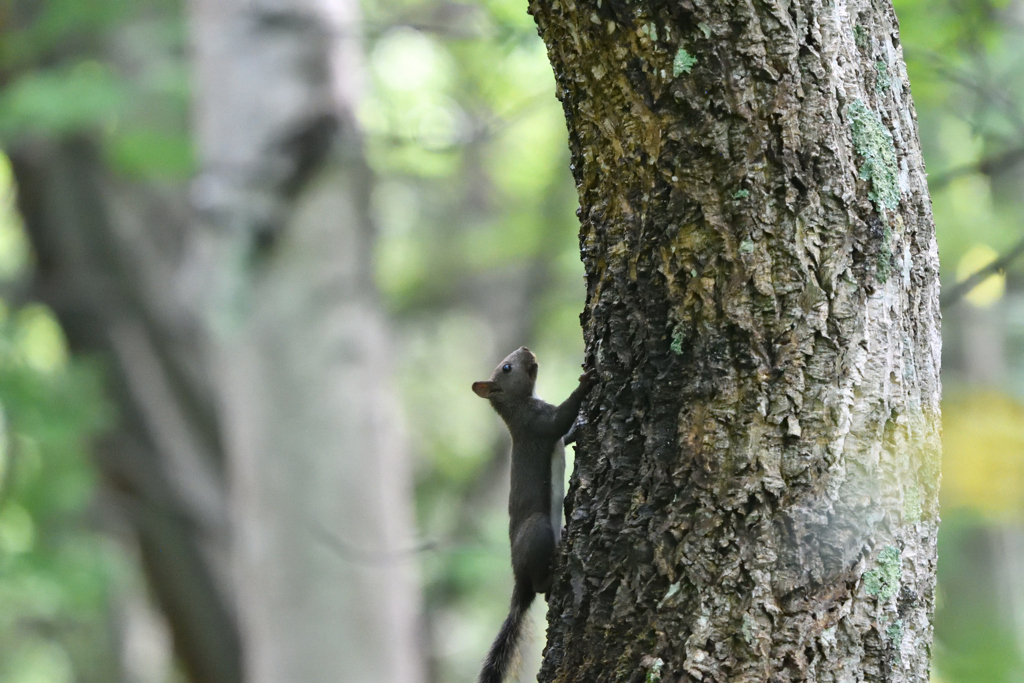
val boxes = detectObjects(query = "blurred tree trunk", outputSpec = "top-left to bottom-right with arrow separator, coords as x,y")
11,0 -> 423,681
189,1 -> 424,682
530,0 -> 942,680
11,139 -> 242,683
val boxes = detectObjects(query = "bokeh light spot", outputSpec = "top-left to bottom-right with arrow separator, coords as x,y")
956,244 -> 1004,308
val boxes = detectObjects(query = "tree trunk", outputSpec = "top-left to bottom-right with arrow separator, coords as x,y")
189,0 -> 424,681
528,0 -> 942,680
11,138 -> 242,683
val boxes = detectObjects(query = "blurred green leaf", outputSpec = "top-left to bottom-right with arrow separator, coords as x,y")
106,127 -> 194,179
0,62 -> 128,140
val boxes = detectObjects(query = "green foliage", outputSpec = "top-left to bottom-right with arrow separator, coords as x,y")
0,153 -> 120,682
0,0 -> 133,72
0,4 -> 188,678
934,513 -> 1024,683
0,63 -> 128,140
893,0 -> 1024,280
1,4 -> 194,180
0,305 -> 120,682
106,128 -> 194,179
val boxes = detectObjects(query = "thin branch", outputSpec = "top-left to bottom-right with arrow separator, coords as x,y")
941,234 -> 1024,306
309,521 -> 438,566
928,146 -> 1024,191
0,436 -> 18,514
913,48 -> 1024,140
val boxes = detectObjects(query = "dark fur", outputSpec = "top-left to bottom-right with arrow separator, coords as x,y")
477,581 -> 535,683
472,347 -> 594,683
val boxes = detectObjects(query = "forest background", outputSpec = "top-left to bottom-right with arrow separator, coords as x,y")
0,0 -> 1022,681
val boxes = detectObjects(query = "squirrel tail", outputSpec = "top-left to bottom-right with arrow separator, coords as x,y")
478,580 -> 536,683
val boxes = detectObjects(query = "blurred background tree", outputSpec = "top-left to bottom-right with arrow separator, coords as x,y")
3,0 -> 424,680
896,0 -> 1024,679
0,159 -> 123,683
1,0 -> 1024,680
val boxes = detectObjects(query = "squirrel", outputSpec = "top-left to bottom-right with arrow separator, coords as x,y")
472,346 -> 595,683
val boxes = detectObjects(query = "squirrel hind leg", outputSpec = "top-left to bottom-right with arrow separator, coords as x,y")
512,513 -> 556,594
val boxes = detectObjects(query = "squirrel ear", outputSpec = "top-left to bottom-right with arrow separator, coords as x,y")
472,381 -> 494,398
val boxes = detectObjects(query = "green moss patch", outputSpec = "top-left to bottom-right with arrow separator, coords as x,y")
875,60 -> 891,92
673,47 -> 696,77
903,483 -> 923,522
887,619 -> 904,649
854,25 -> 869,48
641,656 -> 664,683
863,544 -> 902,601
670,324 -> 685,355
847,99 -> 900,216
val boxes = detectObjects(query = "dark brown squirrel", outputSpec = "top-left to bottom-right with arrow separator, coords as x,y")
471,346 -> 595,683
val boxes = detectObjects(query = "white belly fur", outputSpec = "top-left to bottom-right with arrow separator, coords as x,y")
550,438 -> 565,545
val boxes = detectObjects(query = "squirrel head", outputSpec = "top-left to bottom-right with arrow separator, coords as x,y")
472,346 -> 538,404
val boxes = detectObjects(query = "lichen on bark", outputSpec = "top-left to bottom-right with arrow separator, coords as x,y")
672,48 -> 696,77
863,545 -> 902,601
848,98 -> 901,216
529,0 -> 941,679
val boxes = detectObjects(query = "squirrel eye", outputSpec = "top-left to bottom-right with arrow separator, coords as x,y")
502,364 -> 512,373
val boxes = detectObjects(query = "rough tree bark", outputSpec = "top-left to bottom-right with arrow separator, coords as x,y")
528,0 -> 942,680
189,0 -> 424,681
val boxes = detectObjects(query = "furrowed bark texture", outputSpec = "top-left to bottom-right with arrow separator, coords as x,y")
529,0 -> 941,681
